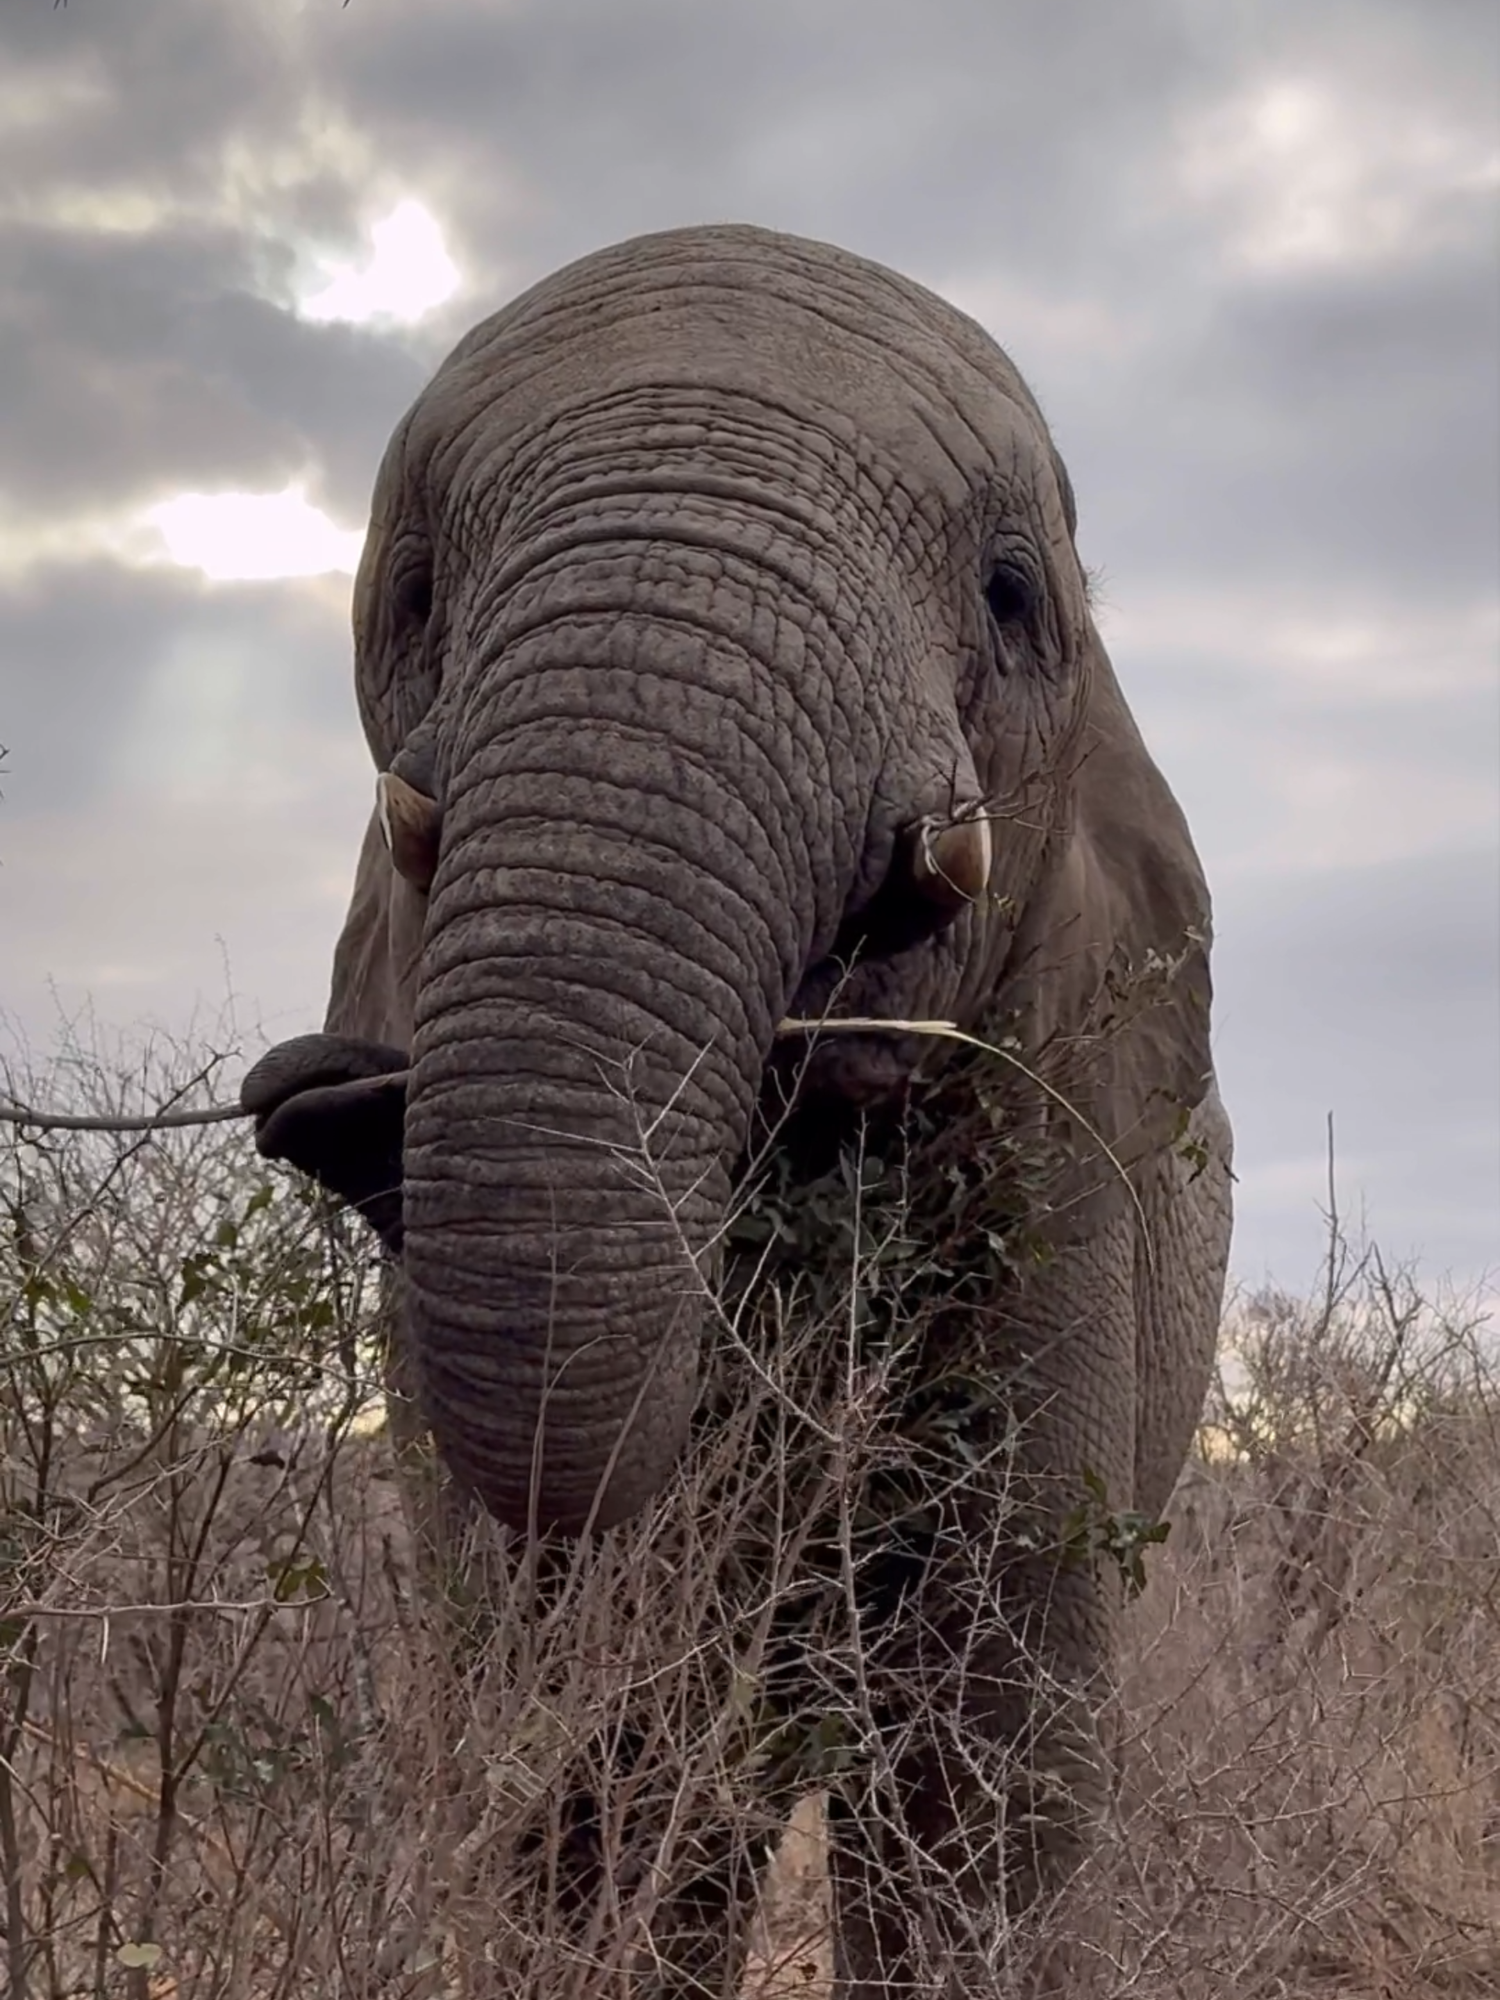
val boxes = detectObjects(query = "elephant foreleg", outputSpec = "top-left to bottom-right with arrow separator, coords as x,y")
469,1751 -> 784,1997
828,1221 -> 1142,1996
621,1818 -> 783,1997
828,1094 -> 1230,1995
826,1559 -> 1117,1998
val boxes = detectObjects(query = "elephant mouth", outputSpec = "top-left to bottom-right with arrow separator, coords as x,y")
770,1014 -> 921,1113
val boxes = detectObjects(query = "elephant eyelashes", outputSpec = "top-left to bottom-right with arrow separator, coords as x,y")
984,560 -> 1039,629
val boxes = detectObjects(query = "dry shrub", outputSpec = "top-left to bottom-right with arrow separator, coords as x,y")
1096,1257 -> 1500,1996
2,1024 -> 448,1997
4,1025 -> 1497,1997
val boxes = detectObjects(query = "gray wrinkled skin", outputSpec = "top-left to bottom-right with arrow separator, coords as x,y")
245,225 -> 1233,1994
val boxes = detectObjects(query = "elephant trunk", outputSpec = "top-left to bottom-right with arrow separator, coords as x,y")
401,653 -> 824,1535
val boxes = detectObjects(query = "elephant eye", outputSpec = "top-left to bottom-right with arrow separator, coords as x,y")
985,560 -> 1039,628
393,565 -> 434,629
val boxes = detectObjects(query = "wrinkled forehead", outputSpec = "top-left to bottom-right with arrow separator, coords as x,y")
401,229 -> 1055,511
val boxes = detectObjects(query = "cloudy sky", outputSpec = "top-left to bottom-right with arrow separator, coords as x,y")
2,0 -> 1496,1304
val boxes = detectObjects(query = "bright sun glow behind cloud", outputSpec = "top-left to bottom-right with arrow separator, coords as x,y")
299,198 -> 460,324
1179,76 -> 1500,271
147,485 -> 365,581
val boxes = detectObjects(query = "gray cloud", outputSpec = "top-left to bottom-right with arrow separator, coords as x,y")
1216,846 -> 1500,1291
1103,245 -> 1500,597
3,0 -> 1496,1297
313,0 -> 1219,273
0,225 -> 428,523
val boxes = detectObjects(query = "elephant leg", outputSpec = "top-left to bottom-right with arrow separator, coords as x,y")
827,1576 -> 1115,1998
622,1817 -> 784,1997
1132,1086 -> 1234,1523
478,1748 -> 784,1997
828,1220 -> 1143,1997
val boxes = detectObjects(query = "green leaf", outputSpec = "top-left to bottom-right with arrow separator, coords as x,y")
267,1554 -> 328,1603
178,1255 -> 210,1306
117,1940 -> 163,1969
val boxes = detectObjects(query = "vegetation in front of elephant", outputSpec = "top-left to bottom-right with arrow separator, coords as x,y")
698,1013 -> 1158,1779
4,1029 -> 1498,1998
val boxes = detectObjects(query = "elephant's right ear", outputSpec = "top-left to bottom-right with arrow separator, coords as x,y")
998,623 -> 1218,1214
324,805 -> 427,1050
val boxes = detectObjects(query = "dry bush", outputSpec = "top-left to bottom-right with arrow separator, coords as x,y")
4,1027 -> 1497,1997
2,1025 -> 452,1997
1096,1256 -> 1500,1996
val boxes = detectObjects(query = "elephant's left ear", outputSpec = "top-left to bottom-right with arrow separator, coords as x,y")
324,805 -> 426,1050
1002,627 -> 1217,1183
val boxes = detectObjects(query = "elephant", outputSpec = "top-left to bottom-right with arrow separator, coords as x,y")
242,224 -> 1232,1996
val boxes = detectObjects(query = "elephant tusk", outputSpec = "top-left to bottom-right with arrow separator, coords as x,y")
909,811 -> 992,912
377,771 -> 443,893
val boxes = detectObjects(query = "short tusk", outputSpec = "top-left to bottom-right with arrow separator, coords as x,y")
911,812 -> 992,911
376,771 -> 442,892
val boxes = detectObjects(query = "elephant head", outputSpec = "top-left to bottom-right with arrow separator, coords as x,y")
244,226 -> 1214,1538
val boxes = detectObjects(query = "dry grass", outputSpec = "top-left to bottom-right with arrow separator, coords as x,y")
3,1029 -> 1497,1996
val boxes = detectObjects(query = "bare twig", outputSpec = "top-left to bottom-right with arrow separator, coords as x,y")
0,1096 -> 245,1133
